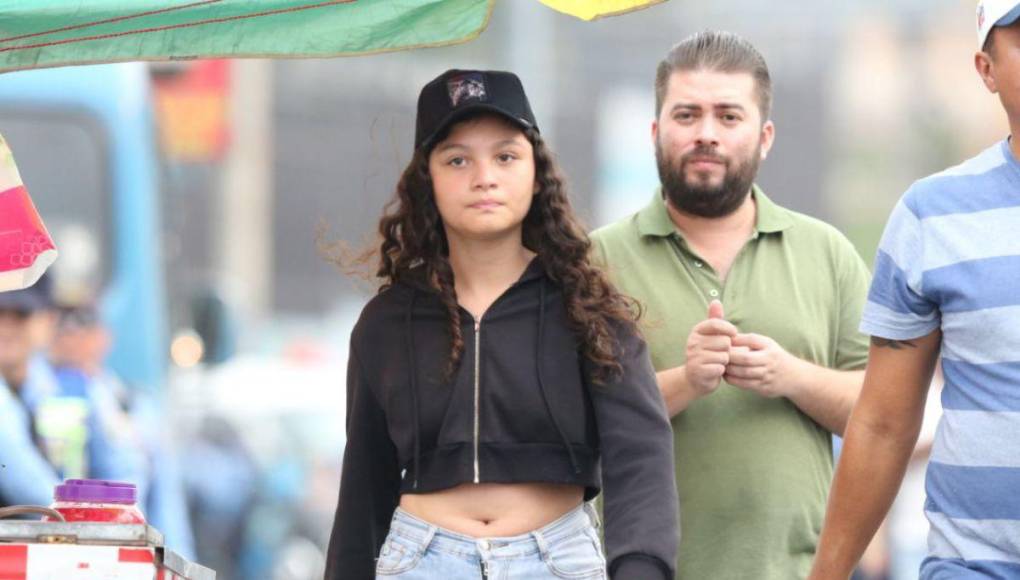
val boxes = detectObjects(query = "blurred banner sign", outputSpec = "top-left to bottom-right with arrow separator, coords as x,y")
0,133 -> 57,292
152,59 -> 230,163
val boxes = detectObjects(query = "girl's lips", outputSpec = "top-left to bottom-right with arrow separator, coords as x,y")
469,201 -> 502,209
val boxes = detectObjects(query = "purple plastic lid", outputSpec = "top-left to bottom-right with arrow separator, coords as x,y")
54,479 -> 137,504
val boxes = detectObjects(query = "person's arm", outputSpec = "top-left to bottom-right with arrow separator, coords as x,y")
808,329 -> 941,579
654,365 -> 700,416
725,233 -> 871,435
0,386 -> 60,506
657,301 -> 863,430
725,337 -> 863,435
325,345 -> 401,580
657,300 -> 737,417
785,364 -> 862,436
589,324 -> 679,580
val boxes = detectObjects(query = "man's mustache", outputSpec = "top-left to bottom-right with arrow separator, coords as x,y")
680,146 -> 727,166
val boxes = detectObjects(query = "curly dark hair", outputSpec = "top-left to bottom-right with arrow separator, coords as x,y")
373,115 -> 639,383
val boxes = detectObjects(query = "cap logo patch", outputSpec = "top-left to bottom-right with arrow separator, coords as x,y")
447,73 -> 487,107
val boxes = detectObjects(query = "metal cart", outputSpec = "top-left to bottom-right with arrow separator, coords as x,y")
0,518 -> 215,579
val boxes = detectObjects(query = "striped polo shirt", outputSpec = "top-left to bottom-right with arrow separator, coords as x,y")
861,139 -> 1020,578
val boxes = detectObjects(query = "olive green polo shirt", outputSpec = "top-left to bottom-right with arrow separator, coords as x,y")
591,187 -> 869,580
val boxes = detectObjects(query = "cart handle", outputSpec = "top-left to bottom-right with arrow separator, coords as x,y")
0,505 -> 65,522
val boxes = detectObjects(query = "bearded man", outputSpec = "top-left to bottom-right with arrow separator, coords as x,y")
591,31 -> 871,580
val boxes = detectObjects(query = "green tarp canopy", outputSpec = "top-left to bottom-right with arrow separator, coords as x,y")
0,0 -> 665,72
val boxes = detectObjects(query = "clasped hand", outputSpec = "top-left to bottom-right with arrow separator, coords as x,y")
684,300 -> 795,399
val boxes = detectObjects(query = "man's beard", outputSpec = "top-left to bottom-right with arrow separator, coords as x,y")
656,139 -> 761,218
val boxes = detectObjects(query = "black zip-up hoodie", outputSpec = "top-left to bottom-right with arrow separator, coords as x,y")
326,259 -> 679,579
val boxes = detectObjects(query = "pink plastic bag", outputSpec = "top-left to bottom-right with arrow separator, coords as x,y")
0,133 -> 57,292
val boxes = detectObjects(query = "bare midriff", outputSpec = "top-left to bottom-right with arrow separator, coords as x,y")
399,482 -> 585,537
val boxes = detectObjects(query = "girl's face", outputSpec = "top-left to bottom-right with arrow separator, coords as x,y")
428,115 -> 536,245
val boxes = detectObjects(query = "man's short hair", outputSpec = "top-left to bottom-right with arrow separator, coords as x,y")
655,30 -> 773,122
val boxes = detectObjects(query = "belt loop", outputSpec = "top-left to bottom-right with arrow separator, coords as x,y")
531,528 -> 551,560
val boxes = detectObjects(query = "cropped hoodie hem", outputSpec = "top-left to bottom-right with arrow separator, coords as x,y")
399,441 -> 600,496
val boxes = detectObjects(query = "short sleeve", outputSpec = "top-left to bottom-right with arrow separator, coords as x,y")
860,196 -> 940,340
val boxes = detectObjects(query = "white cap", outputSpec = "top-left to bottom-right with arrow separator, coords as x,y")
978,0 -> 1020,50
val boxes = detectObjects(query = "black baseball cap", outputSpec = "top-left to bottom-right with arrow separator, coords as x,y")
414,69 -> 539,151
0,272 -> 54,313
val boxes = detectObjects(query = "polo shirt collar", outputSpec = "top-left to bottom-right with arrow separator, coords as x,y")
636,184 -> 794,239
635,188 -> 678,238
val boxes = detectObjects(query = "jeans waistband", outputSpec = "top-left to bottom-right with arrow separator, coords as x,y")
388,502 -> 599,559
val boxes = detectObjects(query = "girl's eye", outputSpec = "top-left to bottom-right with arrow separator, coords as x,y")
447,157 -> 467,167
497,153 -> 517,163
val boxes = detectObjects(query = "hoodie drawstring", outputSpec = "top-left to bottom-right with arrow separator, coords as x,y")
405,289 -> 421,490
535,279 -> 581,475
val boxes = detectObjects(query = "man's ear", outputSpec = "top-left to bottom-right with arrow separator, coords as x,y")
975,50 -> 998,94
760,120 -> 776,161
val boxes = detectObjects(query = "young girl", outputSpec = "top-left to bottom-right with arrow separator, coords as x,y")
326,69 -> 678,580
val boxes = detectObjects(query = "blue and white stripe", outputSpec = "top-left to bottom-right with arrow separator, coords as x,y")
860,139 -> 1020,578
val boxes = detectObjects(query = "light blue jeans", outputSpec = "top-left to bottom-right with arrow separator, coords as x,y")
375,503 -> 608,579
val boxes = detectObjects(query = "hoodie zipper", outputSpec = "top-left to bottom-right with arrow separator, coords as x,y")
473,318 -> 482,483
464,263 -> 536,485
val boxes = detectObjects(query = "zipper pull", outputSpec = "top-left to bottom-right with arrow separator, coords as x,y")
480,559 -> 490,579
